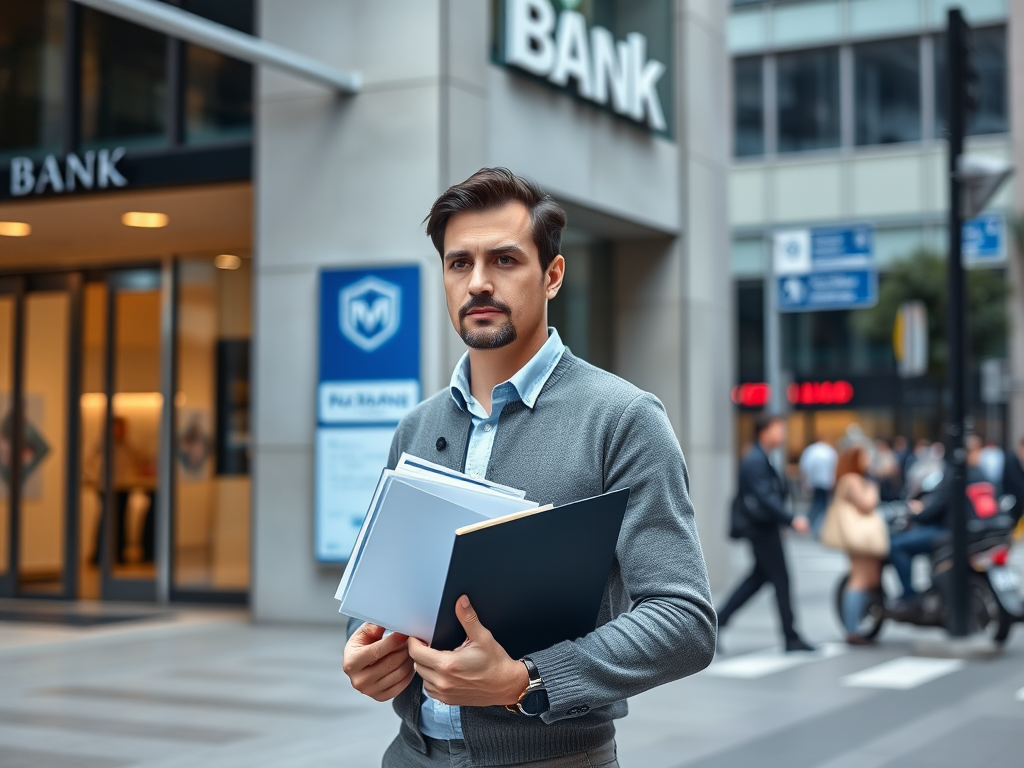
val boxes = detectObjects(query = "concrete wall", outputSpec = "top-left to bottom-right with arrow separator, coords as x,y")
252,0 -> 733,621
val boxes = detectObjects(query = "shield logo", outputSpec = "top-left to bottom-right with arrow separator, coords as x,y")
339,276 -> 402,352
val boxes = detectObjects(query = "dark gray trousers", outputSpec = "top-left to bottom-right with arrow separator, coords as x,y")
382,737 -> 619,768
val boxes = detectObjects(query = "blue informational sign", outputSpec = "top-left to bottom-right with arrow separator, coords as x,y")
774,224 -> 877,313
962,212 -> 1005,266
315,265 -> 421,562
778,270 -> 878,312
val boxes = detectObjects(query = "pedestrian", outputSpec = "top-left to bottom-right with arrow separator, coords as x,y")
871,438 -> 902,501
799,433 -> 837,536
822,445 -> 884,644
1003,436 -> 1024,523
720,413 -> 814,652
341,168 -> 716,768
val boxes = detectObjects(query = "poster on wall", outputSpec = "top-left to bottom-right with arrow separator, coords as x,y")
315,265 -> 421,562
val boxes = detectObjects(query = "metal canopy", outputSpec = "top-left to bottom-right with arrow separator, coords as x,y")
72,0 -> 362,94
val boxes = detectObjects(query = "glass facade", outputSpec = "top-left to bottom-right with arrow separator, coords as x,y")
182,0 -> 254,145
2,1 -> 253,160
854,38 -> 921,146
81,8 -> 169,150
935,26 -> 1009,137
731,23 -> 1008,156
0,0 -> 64,161
734,57 -> 764,157
776,48 -> 841,153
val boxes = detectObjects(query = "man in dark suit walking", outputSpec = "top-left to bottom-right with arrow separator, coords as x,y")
718,413 -> 814,652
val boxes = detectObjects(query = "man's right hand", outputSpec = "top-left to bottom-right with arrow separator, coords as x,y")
343,623 -> 415,702
791,516 -> 810,535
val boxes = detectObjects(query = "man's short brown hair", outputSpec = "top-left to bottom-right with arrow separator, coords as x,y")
425,167 -> 567,272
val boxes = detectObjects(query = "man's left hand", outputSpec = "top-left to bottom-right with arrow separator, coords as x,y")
408,595 -> 528,707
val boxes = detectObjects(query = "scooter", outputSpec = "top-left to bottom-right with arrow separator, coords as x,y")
834,494 -> 1023,644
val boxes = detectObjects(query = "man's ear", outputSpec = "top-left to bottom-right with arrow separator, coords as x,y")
545,254 -> 565,300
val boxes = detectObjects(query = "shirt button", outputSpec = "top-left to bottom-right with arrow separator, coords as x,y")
483,423 -> 493,432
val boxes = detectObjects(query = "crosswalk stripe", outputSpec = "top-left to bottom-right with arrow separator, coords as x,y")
841,657 -> 964,690
705,643 -> 846,679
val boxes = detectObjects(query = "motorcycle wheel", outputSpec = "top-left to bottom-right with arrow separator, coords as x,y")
966,575 -> 1013,645
834,574 -> 886,640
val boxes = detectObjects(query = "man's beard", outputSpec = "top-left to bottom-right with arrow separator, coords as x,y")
458,295 -> 518,349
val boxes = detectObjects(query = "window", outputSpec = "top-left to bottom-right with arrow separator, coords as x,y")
548,230 -> 612,371
935,25 -> 1008,138
80,9 -> 168,149
182,0 -> 254,145
736,281 -> 764,382
734,57 -> 764,157
776,47 -> 840,153
855,38 -> 920,146
0,0 -> 64,160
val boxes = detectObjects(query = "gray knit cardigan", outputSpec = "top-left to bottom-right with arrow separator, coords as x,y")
346,351 -> 716,765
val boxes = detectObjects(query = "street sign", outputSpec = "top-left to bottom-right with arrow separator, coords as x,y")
893,300 -> 928,378
775,224 -> 877,313
962,211 -> 1006,266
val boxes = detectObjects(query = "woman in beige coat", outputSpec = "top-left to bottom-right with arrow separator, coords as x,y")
831,445 -> 882,643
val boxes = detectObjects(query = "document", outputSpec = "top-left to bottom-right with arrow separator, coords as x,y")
336,456 -> 630,658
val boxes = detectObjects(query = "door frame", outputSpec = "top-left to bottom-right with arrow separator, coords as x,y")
0,273 -> 83,599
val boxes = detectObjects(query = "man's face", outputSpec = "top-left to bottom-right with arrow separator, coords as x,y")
441,202 -> 563,350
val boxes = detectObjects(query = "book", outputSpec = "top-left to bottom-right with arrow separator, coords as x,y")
335,454 -> 630,658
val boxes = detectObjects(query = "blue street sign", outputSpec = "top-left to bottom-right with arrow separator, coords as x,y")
774,223 -> 877,313
315,265 -> 421,563
810,224 -> 874,269
778,270 -> 878,312
962,212 -> 1005,266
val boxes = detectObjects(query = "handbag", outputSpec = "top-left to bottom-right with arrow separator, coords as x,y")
821,484 -> 890,558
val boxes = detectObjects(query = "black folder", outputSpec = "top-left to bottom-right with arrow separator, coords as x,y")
431,487 -> 630,659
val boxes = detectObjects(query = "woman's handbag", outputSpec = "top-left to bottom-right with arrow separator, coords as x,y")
821,495 -> 890,558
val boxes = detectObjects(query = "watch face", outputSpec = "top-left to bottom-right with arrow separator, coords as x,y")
520,689 -> 549,716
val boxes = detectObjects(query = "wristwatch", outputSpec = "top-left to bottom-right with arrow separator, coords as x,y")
505,657 -> 549,716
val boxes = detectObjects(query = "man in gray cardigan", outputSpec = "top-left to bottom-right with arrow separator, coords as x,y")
343,168 -> 716,767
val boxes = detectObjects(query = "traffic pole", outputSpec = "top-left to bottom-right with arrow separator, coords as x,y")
945,8 -> 969,638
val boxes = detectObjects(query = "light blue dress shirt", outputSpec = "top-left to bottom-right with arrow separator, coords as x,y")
418,328 -> 565,741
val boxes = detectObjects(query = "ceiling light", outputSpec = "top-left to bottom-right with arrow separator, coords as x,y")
214,253 -> 242,270
0,221 -> 31,237
121,211 -> 169,228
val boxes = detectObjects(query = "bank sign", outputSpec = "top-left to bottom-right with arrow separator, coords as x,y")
315,265 -> 421,563
498,0 -> 671,133
7,148 -> 128,197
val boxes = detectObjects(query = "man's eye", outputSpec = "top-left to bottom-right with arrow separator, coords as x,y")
498,256 -> 514,265
451,260 -> 469,269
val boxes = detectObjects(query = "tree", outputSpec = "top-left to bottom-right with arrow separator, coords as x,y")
853,248 -> 1008,378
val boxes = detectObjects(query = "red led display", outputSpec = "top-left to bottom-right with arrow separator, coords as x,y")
732,381 -> 855,407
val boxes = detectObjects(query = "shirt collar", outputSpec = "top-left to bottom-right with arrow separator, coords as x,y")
449,328 -> 565,414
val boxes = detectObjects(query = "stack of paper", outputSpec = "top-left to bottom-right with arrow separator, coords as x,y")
335,454 -> 540,640
336,454 -> 630,657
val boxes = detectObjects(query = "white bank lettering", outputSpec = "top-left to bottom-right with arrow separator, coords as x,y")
9,147 -> 128,197
505,0 -> 667,132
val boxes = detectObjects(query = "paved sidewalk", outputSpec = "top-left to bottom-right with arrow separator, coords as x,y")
1,536 -> 1022,768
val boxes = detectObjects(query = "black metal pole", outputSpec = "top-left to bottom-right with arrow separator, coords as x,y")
945,8 -> 969,638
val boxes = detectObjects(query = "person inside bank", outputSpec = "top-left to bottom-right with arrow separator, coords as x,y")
342,167 -> 717,767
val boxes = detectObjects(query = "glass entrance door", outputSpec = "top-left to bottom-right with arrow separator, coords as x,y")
0,274 -> 81,599
97,270 -> 164,601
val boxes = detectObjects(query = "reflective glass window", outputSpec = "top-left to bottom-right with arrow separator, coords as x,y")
549,231 -> 612,371
935,26 -> 1008,137
174,255 -> 252,593
855,38 -> 921,146
777,47 -> 840,153
80,9 -> 167,150
734,57 -> 764,157
0,0 -> 64,160
182,0 -> 254,145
